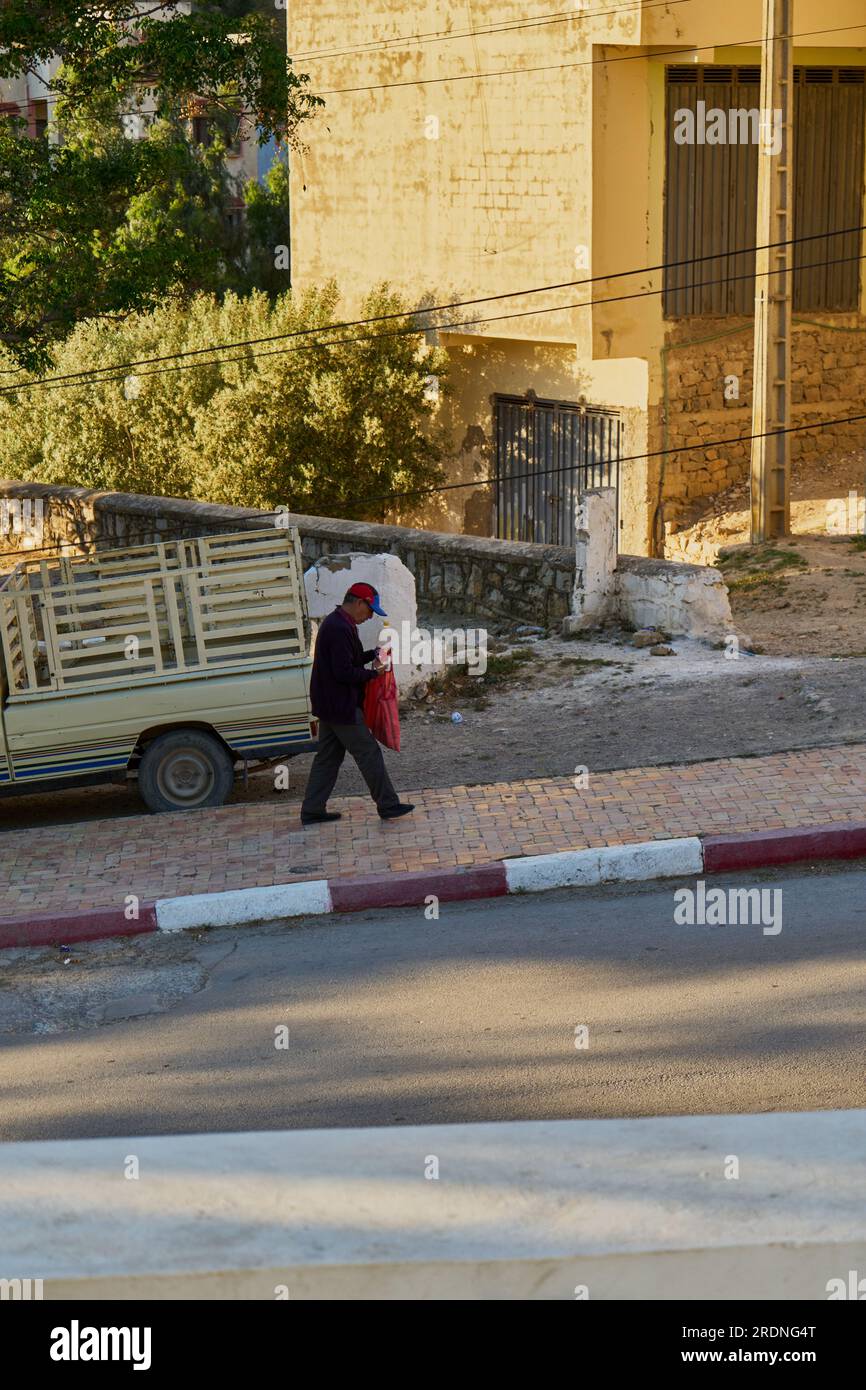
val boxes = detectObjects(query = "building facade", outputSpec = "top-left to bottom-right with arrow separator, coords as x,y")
286,1 -> 866,555
0,2 -> 281,236
0,60 -> 58,140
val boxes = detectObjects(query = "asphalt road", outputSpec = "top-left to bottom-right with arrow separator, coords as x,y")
0,863 -> 863,1142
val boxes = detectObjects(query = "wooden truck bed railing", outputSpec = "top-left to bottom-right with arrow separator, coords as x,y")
0,529 -> 307,696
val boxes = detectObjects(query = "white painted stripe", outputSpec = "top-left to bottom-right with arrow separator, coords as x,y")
155,879 -> 332,932
597,836 -> 703,882
504,848 -> 601,893
504,837 -> 703,894
153,837 -> 705,932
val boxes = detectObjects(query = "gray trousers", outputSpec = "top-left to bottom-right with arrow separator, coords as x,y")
302,709 -> 400,815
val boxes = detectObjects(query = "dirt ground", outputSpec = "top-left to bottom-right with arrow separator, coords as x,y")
661,444 -> 866,655
4,625 -> 866,830
719,533 -> 866,657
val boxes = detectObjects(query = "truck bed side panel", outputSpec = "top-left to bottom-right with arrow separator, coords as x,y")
2,662 -> 312,784
0,650 -> 10,784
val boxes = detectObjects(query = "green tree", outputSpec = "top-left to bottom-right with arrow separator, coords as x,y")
0,2 -> 319,370
241,156 -> 291,298
0,287 -> 450,521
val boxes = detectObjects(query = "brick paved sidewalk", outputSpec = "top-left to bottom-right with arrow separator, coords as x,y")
2,743 -> 865,921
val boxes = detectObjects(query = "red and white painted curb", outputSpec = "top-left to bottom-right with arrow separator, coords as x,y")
3,822 -> 866,951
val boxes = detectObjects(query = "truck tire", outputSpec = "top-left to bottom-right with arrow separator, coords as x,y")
137,729 -> 235,814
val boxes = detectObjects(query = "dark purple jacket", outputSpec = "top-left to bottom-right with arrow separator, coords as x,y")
309,607 -> 378,724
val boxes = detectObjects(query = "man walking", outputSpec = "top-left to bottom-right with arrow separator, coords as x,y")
301,582 -> 415,824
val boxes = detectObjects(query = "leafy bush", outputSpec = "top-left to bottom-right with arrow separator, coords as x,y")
0,284 -> 450,521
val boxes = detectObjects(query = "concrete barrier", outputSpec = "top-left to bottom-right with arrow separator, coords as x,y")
564,487 -> 733,641
615,553 -> 734,642
1,1112 -> 863,1300
304,551 -> 439,689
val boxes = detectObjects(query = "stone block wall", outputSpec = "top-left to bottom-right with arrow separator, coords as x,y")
1,480 -> 735,639
660,316 -> 866,525
0,482 -> 576,627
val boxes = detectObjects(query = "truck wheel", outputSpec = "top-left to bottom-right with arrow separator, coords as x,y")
137,730 -> 235,814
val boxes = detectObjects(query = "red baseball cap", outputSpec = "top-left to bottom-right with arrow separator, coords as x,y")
347,582 -> 387,616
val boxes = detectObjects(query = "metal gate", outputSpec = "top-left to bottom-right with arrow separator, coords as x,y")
493,395 -> 621,547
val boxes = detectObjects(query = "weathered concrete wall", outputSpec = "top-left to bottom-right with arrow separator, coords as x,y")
286,1 -> 651,552
286,2 -> 864,555
0,481 -> 576,627
422,336 -> 586,541
564,487 -> 732,639
573,489 -> 617,626
287,1 -> 630,342
304,552 -> 435,688
616,554 -> 733,640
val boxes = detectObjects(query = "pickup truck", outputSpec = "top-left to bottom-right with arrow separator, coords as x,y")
0,528 -> 317,813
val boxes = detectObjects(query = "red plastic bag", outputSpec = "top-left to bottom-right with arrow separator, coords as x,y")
363,664 -> 401,751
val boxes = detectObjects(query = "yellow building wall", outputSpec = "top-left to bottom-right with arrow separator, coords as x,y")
287,1 -> 650,548
288,2 -> 866,556
288,1 -> 636,343
589,7 -> 866,550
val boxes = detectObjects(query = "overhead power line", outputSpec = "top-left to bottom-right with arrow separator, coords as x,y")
302,409 -> 866,513
0,1 -> 694,94
1,248 -> 863,398
292,0 -> 696,63
0,0 -> 696,103
3,405 -> 866,565
4,247 -> 863,395
21,251 -> 854,390
1,225 -> 862,396
316,23 -> 866,95
4,20 -> 863,114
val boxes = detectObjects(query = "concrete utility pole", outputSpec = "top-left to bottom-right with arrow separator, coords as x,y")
749,0 -> 794,542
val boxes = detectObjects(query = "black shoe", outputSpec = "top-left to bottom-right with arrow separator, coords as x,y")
301,811 -> 343,825
379,803 -> 415,820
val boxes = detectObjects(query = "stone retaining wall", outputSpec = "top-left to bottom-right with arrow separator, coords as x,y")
1,481 -> 733,637
660,315 -> 866,525
0,481 -> 576,626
